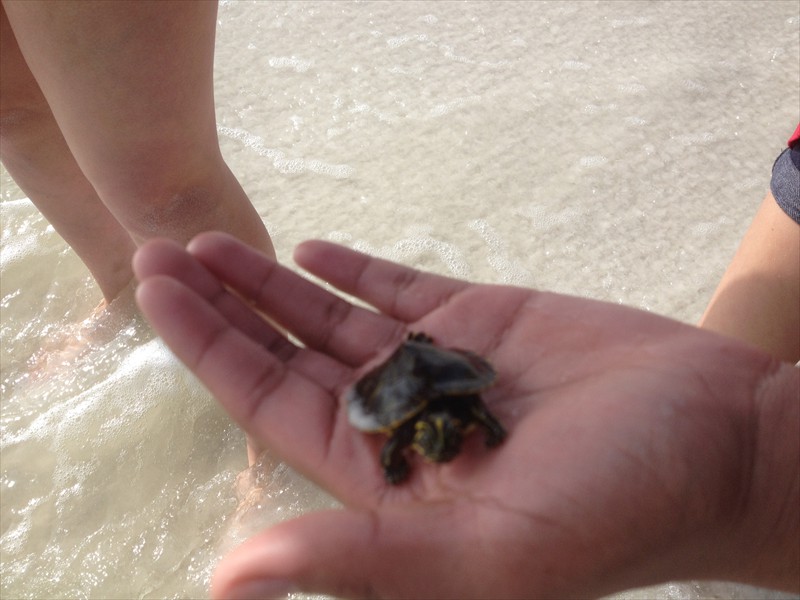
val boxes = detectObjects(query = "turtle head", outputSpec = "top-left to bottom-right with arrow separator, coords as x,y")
412,411 -> 464,463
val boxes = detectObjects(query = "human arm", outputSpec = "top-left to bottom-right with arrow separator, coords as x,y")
133,232 -> 799,599
699,191 -> 800,363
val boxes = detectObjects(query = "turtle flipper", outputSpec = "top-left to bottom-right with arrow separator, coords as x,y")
468,396 -> 507,447
380,420 -> 416,484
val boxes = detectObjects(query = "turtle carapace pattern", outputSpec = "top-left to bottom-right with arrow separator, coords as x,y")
346,332 -> 506,484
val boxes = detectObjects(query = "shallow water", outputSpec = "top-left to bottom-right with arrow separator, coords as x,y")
1,1 -> 798,598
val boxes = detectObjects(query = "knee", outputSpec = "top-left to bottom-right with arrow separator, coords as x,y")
0,48 -> 54,141
0,101 -> 56,147
0,24 -> 54,144
112,181 -> 229,246
79,137 -> 225,210
136,185 -> 218,235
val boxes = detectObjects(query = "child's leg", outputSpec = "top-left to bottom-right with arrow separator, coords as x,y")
0,6 -> 136,302
3,0 -> 274,257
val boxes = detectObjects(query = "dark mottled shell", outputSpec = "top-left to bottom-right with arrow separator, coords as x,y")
347,335 -> 496,433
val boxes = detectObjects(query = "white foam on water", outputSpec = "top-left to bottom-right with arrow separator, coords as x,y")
468,219 -> 533,285
427,95 -> 482,118
562,60 -> 592,71
579,155 -> 609,168
329,227 -> 471,279
218,126 -> 356,179
268,56 -> 314,73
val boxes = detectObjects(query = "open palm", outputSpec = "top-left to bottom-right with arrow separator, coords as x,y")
134,232 -> 783,599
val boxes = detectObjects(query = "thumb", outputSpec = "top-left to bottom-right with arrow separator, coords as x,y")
210,506 -> 475,600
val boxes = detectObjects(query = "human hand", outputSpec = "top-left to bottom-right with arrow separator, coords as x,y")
133,232 -> 797,599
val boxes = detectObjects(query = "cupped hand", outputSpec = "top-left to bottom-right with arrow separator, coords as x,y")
133,232 -> 779,599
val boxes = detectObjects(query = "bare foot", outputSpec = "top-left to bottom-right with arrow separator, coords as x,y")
224,451 -> 338,549
26,280 -> 140,380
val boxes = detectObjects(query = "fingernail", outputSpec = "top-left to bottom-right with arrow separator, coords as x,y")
223,579 -> 296,600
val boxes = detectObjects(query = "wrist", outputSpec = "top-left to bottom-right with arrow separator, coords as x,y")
735,360 -> 799,592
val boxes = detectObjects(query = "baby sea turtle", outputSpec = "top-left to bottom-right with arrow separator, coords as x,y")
346,332 -> 506,484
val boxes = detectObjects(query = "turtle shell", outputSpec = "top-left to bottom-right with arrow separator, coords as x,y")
346,334 -> 496,433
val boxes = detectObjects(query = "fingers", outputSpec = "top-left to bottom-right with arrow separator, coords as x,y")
134,239 -> 388,499
135,249 -> 356,481
134,274 -> 279,425
135,239 -> 354,388
293,239 -> 470,324
136,274 -> 358,480
211,507 -> 489,600
187,232 -> 406,367
133,238 -> 290,358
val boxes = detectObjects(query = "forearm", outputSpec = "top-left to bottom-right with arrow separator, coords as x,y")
700,193 -> 800,363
